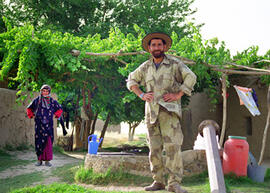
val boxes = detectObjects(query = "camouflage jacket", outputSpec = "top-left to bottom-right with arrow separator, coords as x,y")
127,54 -> 197,125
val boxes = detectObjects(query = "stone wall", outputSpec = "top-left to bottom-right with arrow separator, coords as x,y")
181,92 -> 222,151
84,150 -> 207,177
0,88 -> 58,148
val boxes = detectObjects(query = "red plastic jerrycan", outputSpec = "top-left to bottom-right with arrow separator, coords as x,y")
223,136 -> 249,176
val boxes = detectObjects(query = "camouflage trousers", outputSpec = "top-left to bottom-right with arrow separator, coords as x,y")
146,107 -> 184,186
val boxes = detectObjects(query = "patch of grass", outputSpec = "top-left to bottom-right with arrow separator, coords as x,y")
53,145 -> 65,154
224,171 -> 270,192
3,143 -> 31,151
75,166 -> 152,186
224,173 -> 255,185
1,172 -> 44,193
182,171 -> 209,184
0,150 -> 33,172
181,170 -> 270,193
181,171 -> 211,193
123,140 -> 148,147
265,168 -> 270,180
0,148 -> 10,156
16,144 -> 31,151
123,134 -> 147,147
3,144 -> 17,151
10,183 -> 134,193
52,162 -> 84,184
135,133 -> 147,140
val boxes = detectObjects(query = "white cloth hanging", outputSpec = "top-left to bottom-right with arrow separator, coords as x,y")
234,85 -> 260,116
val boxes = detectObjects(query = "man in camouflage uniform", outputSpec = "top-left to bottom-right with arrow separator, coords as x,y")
127,32 -> 196,193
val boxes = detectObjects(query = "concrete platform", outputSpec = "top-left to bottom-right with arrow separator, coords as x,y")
84,150 -> 208,177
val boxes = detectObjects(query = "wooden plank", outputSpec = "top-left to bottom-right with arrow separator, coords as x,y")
203,123 -> 226,193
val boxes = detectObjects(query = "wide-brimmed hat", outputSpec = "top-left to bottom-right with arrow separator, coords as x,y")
142,32 -> 172,52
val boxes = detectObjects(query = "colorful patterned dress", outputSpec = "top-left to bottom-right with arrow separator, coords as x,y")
27,96 -> 62,160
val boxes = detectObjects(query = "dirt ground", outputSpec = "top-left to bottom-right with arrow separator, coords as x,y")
0,150 -> 149,192
2,150 -> 269,193
0,150 -> 81,184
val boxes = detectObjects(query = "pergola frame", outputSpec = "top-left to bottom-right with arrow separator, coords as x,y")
71,49 -> 270,165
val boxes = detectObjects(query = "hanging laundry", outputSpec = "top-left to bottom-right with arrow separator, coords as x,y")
251,88 -> 259,107
234,85 -> 260,116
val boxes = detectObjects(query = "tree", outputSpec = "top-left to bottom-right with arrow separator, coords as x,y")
3,0 -> 199,38
0,1 -> 6,33
4,0 -> 100,33
110,0 -> 198,37
1,21 -> 270,150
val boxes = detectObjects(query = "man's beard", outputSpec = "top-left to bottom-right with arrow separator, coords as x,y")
152,50 -> 165,58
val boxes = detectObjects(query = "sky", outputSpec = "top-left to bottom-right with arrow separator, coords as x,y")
190,0 -> 270,55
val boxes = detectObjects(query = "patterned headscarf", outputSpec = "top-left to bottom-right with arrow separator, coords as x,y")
40,85 -> 51,94
40,84 -> 51,109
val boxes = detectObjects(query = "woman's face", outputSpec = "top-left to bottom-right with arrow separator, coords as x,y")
41,89 -> 49,96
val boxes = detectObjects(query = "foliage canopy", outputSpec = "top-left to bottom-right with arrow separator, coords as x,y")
2,0 -> 199,38
1,17 -> 270,125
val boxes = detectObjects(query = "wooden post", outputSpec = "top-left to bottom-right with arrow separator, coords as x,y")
199,120 -> 226,193
219,73 -> 227,147
258,85 -> 270,165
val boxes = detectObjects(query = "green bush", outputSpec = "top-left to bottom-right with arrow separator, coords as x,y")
75,166 -> 152,186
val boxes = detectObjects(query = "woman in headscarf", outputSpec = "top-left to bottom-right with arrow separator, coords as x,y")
26,85 -> 63,166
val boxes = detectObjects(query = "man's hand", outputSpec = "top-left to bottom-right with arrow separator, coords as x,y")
130,85 -> 154,103
163,91 -> 184,102
142,92 -> 154,102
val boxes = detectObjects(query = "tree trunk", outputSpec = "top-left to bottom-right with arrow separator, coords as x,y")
219,73 -> 227,147
67,121 -> 74,151
128,122 -> 140,141
128,123 -> 133,141
99,112 -> 111,147
83,119 -> 92,149
73,90 -> 84,150
258,85 -> 270,165
90,111 -> 99,135
82,86 -> 94,149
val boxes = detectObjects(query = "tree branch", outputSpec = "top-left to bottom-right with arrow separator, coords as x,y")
71,49 -> 146,57
226,62 -> 270,73
252,59 -> 270,65
71,49 -> 270,75
112,57 -> 129,65
211,68 -> 270,75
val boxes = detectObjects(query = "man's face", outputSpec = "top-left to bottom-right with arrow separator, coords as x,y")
148,39 -> 166,58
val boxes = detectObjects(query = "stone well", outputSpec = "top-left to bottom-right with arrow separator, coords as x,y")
84,149 -> 207,177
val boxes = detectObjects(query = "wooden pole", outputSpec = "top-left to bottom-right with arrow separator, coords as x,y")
219,73 -> 227,147
199,120 -> 226,193
258,85 -> 270,165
